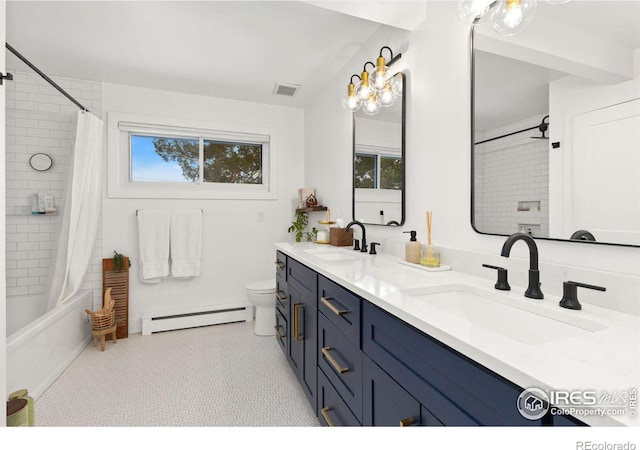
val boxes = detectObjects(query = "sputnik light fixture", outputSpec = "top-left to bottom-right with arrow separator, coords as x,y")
342,46 -> 402,116
459,0 -> 570,36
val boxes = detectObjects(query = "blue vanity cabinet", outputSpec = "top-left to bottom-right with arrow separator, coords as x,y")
317,276 -> 363,424
318,312 -> 363,422
318,368 -> 361,426
275,309 -> 287,353
275,251 -> 288,320
363,354 -> 423,426
274,251 -> 287,355
286,257 -> 318,414
362,302 -> 541,426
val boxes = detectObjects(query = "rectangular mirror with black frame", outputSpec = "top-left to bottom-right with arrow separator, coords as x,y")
353,72 -> 405,226
471,1 -> 640,247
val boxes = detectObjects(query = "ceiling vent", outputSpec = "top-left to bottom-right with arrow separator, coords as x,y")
273,82 -> 300,97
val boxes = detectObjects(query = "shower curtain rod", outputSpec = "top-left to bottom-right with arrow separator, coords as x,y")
5,42 -> 90,113
475,115 -> 549,145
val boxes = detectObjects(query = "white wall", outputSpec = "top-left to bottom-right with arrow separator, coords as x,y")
304,2 -> 639,316
101,83 -> 304,333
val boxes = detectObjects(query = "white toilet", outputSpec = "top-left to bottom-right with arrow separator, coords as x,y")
246,279 -> 276,336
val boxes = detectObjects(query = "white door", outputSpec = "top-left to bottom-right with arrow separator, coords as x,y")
572,98 -> 640,245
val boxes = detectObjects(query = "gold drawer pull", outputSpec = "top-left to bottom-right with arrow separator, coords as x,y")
274,325 -> 286,339
274,260 -> 285,270
322,347 -> 349,374
293,303 -> 303,342
399,417 -> 415,427
321,407 -> 335,427
320,297 -> 349,316
275,291 -> 286,301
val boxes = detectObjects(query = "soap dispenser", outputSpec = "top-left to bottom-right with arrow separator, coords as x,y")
403,231 -> 422,264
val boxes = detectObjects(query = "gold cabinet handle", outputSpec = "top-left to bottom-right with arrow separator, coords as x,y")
275,291 -> 286,302
321,347 -> 349,374
274,260 -> 285,270
320,297 -> 349,316
320,407 -> 335,427
274,325 -> 285,339
399,417 -> 415,427
293,303 -> 303,341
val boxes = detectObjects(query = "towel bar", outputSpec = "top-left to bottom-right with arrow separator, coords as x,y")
136,209 -> 203,216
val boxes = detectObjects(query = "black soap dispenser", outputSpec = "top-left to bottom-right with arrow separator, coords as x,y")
403,231 -> 422,264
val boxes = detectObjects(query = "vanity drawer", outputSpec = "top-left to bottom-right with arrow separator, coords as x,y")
275,272 -> 287,319
318,312 -> 363,421
318,275 -> 361,347
317,368 -> 361,427
287,258 -> 317,308
363,354 -> 421,427
363,302 -> 539,426
274,251 -> 286,279
275,309 -> 287,354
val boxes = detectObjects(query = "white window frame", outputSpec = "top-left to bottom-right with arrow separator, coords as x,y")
107,112 -> 277,199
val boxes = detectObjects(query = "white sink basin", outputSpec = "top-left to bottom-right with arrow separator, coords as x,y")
303,248 -> 360,262
400,284 -> 607,345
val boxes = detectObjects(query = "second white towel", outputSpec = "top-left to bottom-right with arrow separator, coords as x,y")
170,209 -> 203,278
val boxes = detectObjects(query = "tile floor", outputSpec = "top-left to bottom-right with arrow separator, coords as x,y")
34,321 -> 319,427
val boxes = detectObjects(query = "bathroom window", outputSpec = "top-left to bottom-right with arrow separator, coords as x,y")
354,153 -> 377,188
108,113 -> 276,199
355,151 -> 401,190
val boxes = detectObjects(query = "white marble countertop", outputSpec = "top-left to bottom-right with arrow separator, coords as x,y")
275,242 -> 640,427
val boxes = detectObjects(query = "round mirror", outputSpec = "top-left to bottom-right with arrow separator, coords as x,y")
29,153 -> 53,171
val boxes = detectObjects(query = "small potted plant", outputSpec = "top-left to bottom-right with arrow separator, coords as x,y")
288,212 -> 318,243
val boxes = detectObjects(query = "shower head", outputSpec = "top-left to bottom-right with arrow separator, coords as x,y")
531,115 -> 549,140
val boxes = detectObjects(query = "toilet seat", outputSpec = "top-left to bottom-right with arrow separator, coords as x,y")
247,279 -> 275,294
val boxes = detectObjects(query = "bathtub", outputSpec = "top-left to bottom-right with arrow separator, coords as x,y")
6,290 -> 93,399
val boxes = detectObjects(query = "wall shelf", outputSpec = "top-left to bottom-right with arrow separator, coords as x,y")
296,206 -> 328,214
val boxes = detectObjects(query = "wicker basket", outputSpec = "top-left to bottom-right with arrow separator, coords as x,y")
88,308 -> 116,331
85,290 -> 117,351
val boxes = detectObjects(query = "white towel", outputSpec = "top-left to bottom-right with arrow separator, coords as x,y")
137,210 -> 171,283
170,210 -> 202,278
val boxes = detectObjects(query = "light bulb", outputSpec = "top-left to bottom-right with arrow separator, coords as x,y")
357,70 -> 372,100
458,0 -> 494,24
362,92 -> 381,116
491,0 -> 537,36
391,73 -> 403,97
371,56 -> 388,92
379,83 -> 395,107
341,83 -> 361,111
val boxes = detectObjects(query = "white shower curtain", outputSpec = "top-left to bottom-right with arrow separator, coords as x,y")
46,111 -> 104,311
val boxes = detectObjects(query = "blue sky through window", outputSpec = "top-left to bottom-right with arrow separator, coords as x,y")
130,135 -> 197,182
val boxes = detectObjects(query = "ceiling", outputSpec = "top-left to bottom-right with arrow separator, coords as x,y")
474,0 -> 640,132
6,1 -> 640,115
5,1 -> 391,109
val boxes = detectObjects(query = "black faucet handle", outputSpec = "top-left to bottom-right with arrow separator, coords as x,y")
353,239 -> 360,251
369,242 -> 380,255
559,281 -> 606,310
482,264 -> 510,291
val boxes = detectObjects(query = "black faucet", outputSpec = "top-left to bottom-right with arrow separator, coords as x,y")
346,221 -> 368,253
500,232 -> 544,299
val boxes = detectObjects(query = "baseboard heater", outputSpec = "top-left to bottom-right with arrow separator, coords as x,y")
141,303 -> 253,335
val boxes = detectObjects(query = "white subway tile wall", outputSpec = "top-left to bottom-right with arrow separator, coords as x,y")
474,114 -> 549,237
5,69 -> 103,307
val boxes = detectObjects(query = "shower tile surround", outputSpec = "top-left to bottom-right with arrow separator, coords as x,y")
5,69 -> 103,307
474,114 -> 549,237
